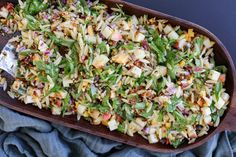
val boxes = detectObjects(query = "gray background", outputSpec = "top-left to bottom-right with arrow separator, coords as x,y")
127,0 -> 236,65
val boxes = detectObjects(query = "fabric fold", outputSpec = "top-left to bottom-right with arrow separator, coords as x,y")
0,105 -> 235,157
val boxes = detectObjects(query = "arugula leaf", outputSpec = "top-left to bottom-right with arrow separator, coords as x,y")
112,98 -> 122,114
98,95 -> 111,113
189,114 -> 198,125
98,41 -> 107,53
24,0 -> 48,15
122,104 -> 134,120
19,50 -> 39,56
117,122 -> 125,133
45,63 -> 59,80
135,102 -> 146,110
214,82 -> 222,100
63,58 -> 75,75
121,42 -> 135,50
45,85 -> 62,97
150,41 -> 166,63
25,14 -> 40,30
79,0 -> 90,15
157,110 -> 164,122
147,27 -> 159,39
193,37 -> 204,56
62,94 -> 70,116
152,77 -> 166,94
171,139 -> 182,148
38,74 -> 48,82
33,60 -> 59,81
141,103 -> 156,118
173,111 -> 186,122
212,114 -> 218,123
48,33 -> 75,47
166,50 -> 178,80
215,66 -> 227,73
166,96 -> 182,113
135,73 -> 146,86
33,60 -> 46,71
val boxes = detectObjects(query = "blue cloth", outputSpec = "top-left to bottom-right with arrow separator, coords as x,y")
0,105 -> 235,157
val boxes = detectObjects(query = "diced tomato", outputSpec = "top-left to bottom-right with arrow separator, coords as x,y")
6,3 -> 14,12
219,74 -> 226,83
197,98 -> 204,107
55,100 -> 62,107
102,112 -> 111,121
173,42 -> 179,49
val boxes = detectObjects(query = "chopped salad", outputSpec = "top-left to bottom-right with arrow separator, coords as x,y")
0,0 -> 230,148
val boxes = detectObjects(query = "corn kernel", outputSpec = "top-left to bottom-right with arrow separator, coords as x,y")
185,29 -> 194,42
165,123 -> 171,129
83,111 -> 89,117
179,60 -> 185,67
102,120 -> 108,126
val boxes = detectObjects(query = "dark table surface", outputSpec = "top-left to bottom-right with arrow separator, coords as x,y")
126,0 -> 236,66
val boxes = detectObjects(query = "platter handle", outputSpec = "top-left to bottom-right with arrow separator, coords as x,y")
220,80 -> 236,132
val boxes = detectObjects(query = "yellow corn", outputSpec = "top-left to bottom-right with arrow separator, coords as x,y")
185,29 -> 194,41
75,102 -> 79,110
179,60 -> 185,68
83,111 -> 89,117
102,120 -> 108,126
165,122 -> 171,129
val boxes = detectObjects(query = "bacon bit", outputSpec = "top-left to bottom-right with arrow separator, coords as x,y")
219,74 -> 226,83
134,60 -> 144,68
185,66 -> 193,71
116,114 -> 123,123
55,100 -> 62,107
141,40 -> 149,50
80,14 -> 86,19
185,29 -> 194,42
102,112 -> 111,121
6,3 -> 14,12
33,90 -> 37,96
197,98 -> 204,107
59,46 -> 69,56
141,90 -> 155,98
52,13 -> 60,20
129,86 -> 145,93
173,41 -> 179,49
